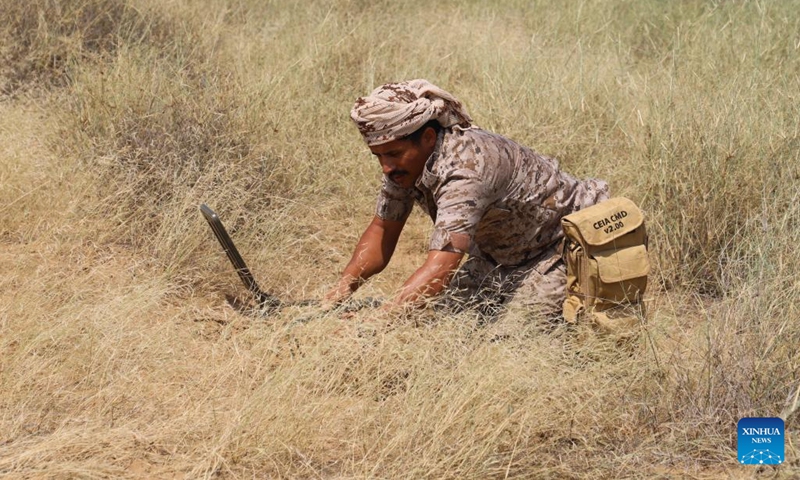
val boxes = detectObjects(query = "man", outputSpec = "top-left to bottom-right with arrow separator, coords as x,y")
325,79 -> 609,319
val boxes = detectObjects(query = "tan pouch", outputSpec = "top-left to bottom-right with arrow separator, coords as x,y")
561,197 -> 649,333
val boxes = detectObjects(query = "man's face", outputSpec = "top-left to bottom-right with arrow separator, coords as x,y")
369,127 -> 437,189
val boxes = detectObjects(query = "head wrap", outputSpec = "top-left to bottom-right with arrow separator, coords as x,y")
350,79 -> 473,146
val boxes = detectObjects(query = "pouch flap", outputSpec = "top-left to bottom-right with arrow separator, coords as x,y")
595,245 -> 649,283
561,197 -> 644,246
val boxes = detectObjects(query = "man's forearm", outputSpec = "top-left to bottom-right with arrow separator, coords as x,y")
341,224 -> 392,282
326,216 -> 405,303
327,247 -> 384,302
391,250 -> 464,308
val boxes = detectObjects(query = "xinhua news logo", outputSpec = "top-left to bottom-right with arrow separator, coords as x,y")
737,417 -> 784,465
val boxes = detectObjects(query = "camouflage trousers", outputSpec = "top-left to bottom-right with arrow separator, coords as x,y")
440,253 -> 567,320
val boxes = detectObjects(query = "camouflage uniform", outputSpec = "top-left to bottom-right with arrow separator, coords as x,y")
376,125 -> 609,318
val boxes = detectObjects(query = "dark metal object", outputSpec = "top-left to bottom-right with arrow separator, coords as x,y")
200,204 -> 382,319
199,204 -> 281,310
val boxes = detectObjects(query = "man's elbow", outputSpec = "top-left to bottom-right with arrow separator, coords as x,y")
372,262 -> 389,276
425,251 -> 465,283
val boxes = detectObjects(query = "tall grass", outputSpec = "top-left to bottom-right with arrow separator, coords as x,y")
1,0 -> 798,477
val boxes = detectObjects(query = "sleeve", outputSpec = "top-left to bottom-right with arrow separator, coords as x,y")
428,150 -> 494,254
375,176 -> 414,222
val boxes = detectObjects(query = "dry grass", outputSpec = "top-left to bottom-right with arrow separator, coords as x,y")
1,0 -> 799,478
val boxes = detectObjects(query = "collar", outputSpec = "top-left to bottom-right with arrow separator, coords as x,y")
416,129 -> 444,190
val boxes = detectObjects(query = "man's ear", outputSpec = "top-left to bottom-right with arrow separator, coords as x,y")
422,126 -> 437,150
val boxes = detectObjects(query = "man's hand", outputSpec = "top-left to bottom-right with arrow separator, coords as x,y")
321,273 -> 359,311
325,215 -> 405,310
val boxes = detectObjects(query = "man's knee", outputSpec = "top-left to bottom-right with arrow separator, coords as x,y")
509,262 -> 567,319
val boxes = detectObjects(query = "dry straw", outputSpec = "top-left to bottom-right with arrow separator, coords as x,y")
1,0 -> 798,477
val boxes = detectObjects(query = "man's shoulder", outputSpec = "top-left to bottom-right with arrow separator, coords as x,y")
427,128 -> 486,178
440,126 -> 524,159
419,127 -> 511,193
432,126 -> 523,175
443,125 -> 503,144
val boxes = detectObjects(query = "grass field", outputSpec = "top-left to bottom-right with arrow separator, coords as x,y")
1,0 -> 799,477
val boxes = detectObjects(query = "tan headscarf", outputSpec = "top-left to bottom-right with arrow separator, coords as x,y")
350,79 -> 473,146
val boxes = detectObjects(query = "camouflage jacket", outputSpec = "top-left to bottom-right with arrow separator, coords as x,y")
376,126 -> 609,269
